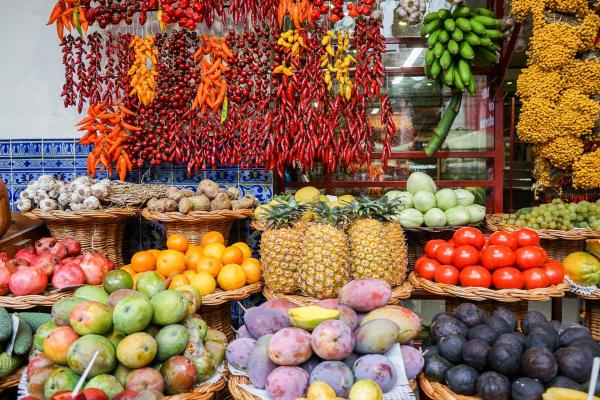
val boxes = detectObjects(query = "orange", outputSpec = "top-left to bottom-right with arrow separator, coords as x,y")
186,244 -> 203,256
121,265 -> 136,277
131,251 -> 156,273
202,242 -> 226,260
195,255 -> 222,277
221,246 -> 244,265
232,242 -> 252,259
167,234 -> 189,253
217,264 -> 246,291
185,248 -> 205,270
156,249 -> 186,278
241,258 -> 262,284
183,269 -> 197,281
147,249 -> 161,258
132,273 -> 140,289
201,231 -> 225,246
169,274 -> 190,289
189,272 -> 217,295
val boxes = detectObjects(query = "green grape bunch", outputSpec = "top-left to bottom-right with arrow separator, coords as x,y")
420,6 -> 505,93
502,199 -> 600,231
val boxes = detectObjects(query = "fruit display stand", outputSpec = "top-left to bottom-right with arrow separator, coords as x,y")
142,209 -> 253,245
262,281 -> 413,306
164,375 -> 228,400
404,226 -> 476,269
24,208 -> 137,266
201,281 -> 264,340
419,374 -> 479,400
486,214 -> 600,261
0,289 -> 76,310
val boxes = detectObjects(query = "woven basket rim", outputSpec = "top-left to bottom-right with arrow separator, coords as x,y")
487,214 -> 600,240
262,281 -> 413,306
24,207 -> 137,221
0,289 -> 77,309
419,374 -> 480,400
142,208 -> 253,223
409,272 -> 567,302
202,281 -> 264,305
164,372 -> 227,400
572,288 -> 600,300
0,367 -> 25,391
228,373 -> 417,400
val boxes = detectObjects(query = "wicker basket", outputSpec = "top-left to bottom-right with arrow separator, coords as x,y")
409,273 -> 567,302
444,298 -> 528,322
165,374 -> 227,400
24,208 -> 136,266
200,282 -> 263,340
583,300 -> 600,341
487,214 -> 600,261
0,368 -> 24,392
262,281 -> 413,306
404,227 -> 460,270
142,209 -> 253,245
0,288 -> 77,310
228,374 -> 417,400
419,374 -> 479,400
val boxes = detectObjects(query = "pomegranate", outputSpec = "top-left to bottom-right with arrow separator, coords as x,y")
35,237 -> 58,255
61,256 -> 83,266
79,253 -> 113,285
14,247 -> 36,263
61,238 -> 81,257
0,267 -> 11,295
49,242 -> 67,260
8,258 -> 29,272
31,253 -> 60,276
0,252 -> 8,263
9,267 -> 48,295
52,263 -> 86,289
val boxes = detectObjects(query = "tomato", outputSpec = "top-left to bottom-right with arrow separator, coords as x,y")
415,258 -> 441,280
489,231 -> 518,250
425,240 -> 446,259
453,227 -> 486,249
482,237 -> 490,249
415,256 -> 430,269
523,268 -> 550,289
434,265 -> 460,285
434,243 -> 456,265
514,246 -> 547,269
447,239 -> 454,246
543,260 -> 565,285
480,245 -> 515,271
451,245 -> 480,269
460,265 -> 492,288
513,228 -> 540,247
492,267 -> 524,289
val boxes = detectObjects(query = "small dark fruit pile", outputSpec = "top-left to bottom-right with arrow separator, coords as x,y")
423,303 -> 600,400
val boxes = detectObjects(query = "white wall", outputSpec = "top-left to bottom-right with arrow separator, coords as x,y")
0,0 -> 81,139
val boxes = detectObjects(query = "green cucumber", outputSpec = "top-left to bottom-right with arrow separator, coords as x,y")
13,318 -> 32,356
0,308 -> 10,342
0,353 -> 22,379
17,312 -> 53,332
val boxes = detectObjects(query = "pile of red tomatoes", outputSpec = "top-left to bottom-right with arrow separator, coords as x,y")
415,227 -> 565,290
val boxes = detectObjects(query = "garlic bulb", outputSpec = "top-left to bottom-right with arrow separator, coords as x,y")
70,202 -> 84,211
91,183 -> 109,200
83,196 -> 100,210
39,198 -> 58,212
38,175 -> 56,191
70,192 -> 85,204
16,198 -> 32,212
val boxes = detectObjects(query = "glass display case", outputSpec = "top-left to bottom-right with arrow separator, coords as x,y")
278,1 -> 505,213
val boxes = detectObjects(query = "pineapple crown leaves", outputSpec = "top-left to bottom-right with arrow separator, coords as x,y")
263,199 -> 308,229
312,201 -> 352,227
347,196 -> 400,222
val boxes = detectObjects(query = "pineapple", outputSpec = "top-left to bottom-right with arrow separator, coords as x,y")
259,200 -> 307,294
348,197 -> 407,285
299,202 -> 351,299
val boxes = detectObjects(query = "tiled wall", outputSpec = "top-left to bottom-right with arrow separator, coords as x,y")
0,138 -> 273,258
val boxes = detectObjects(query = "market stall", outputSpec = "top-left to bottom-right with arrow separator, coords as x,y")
0,0 -> 598,399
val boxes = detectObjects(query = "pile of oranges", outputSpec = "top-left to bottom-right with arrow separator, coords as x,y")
122,231 -> 261,296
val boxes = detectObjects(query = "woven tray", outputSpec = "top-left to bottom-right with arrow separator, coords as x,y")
24,208 -> 136,266
0,368 -> 24,392
228,374 -> 417,400
409,273 -> 567,302
419,374 -> 479,400
487,214 -> 600,240
202,282 -> 263,306
574,289 -> 600,300
0,287 -> 77,309
262,281 -> 413,306
142,209 -> 253,245
165,373 -> 227,400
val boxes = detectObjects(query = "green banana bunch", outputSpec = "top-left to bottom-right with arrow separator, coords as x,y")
421,5 -> 503,94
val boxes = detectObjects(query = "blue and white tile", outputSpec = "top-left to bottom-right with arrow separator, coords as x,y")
0,159 -> 10,169
41,159 -> 76,169
11,140 -> 42,157
43,140 -> 75,157
43,170 -> 76,181
11,159 -> 44,170
75,142 -> 92,155
173,168 -> 204,185
142,165 -> 172,184
240,184 -> 273,204
12,171 -> 43,185
174,185 -> 197,192
206,168 -> 239,184
0,141 -> 10,157
240,168 -> 272,184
